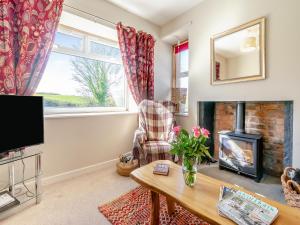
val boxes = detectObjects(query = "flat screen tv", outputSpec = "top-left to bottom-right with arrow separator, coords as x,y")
0,95 -> 44,153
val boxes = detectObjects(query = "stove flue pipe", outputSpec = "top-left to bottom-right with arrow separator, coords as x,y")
235,101 -> 246,134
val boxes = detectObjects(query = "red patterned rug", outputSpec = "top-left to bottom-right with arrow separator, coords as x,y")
99,186 -> 210,225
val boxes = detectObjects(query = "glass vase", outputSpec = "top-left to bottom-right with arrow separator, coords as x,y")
182,156 -> 198,187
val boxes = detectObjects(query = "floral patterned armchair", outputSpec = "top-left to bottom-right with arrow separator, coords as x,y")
133,100 -> 176,166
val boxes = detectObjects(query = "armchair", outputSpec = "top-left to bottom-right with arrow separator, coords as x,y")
133,100 -> 176,166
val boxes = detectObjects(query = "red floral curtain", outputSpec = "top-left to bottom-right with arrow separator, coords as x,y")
0,0 -> 64,96
116,22 -> 155,104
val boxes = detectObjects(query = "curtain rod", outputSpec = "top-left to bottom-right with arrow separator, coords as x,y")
63,3 -> 157,41
63,3 -> 117,26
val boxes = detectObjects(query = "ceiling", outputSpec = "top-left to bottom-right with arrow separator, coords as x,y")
215,24 -> 259,58
106,0 -> 204,26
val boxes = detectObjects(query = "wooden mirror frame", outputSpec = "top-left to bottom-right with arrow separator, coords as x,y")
210,17 -> 266,85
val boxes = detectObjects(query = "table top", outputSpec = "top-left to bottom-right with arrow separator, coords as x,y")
130,160 -> 300,225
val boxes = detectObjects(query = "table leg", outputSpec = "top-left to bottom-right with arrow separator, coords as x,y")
166,197 -> 175,215
151,191 -> 159,225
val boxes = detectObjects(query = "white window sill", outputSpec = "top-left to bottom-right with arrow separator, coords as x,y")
44,111 -> 138,119
175,112 -> 189,117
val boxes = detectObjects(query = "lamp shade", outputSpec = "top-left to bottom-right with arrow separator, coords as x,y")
241,36 -> 257,52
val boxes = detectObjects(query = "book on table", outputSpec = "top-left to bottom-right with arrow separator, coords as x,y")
153,163 -> 169,176
217,186 -> 278,225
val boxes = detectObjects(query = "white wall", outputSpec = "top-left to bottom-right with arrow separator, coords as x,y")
161,0 -> 300,167
227,52 -> 260,78
41,113 -> 138,177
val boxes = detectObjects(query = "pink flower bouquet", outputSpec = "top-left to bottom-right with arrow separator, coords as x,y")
170,126 -> 211,186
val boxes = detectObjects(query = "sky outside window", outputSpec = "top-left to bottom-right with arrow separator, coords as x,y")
54,32 -> 83,51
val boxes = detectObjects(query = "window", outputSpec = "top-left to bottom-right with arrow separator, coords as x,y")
172,41 -> 189,114
89,41 -> 121,61
54,31 -> 83,51
36,11 -> 126,114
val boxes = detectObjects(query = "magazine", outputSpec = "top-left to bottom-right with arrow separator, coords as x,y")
217,186 -> 278,225
218,186 -> 237,217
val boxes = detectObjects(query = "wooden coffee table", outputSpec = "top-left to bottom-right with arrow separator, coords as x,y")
130,160 -> 300,225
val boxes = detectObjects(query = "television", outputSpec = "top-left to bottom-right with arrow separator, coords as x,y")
0,95 -> 44,153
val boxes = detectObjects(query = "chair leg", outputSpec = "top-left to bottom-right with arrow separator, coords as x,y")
133,147 -> 141,167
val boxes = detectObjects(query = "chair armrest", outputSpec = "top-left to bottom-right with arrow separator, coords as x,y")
168,131 -> 176,143
133,128 -> 147,165
168,131 -> 179,163
134,128 -> 147,145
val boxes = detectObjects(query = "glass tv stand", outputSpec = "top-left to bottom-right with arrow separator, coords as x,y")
0,149 -> 42,210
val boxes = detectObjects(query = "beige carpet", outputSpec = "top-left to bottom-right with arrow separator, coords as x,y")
0,163 -> 285,225
0,167 -> 138,225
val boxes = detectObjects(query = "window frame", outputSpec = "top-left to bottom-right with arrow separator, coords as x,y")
53,25 -> 122,65
172,40 -> 189,115
41,23 -> 129,115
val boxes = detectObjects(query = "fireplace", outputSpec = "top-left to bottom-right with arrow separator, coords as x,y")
198,100 -> 293,178
218,102 -> 263,182
219,132 -> 263,181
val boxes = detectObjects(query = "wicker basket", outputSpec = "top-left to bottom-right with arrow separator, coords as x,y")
116,160 -> 138,177
281,167 -> 300,208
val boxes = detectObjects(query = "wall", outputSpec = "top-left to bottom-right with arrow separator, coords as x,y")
42,113 -> 138,177
227,52 -> 260,78
162,0 -> 300,167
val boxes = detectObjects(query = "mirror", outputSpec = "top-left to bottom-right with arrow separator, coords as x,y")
211,17 -> 265,85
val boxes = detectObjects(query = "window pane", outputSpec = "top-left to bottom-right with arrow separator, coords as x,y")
90,41 -> 121,61
36,52 -> 125,108
173,46 -> 189,114
54,32 -> 83,51
180,49 -> 189,73
177,77 -> 188,89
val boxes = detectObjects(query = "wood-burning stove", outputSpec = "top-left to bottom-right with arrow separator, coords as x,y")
218,102 -> 263,182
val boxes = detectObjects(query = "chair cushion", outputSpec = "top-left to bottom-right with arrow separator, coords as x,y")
142,141 -> 172,162
139,100 -> 176,141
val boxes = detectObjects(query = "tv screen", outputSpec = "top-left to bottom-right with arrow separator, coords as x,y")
0,95 -> 44,153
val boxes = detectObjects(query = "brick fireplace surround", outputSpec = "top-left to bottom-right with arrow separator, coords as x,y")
198,101 -> 293,177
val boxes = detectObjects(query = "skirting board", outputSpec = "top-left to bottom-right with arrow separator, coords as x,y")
42,158 -> 119,186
